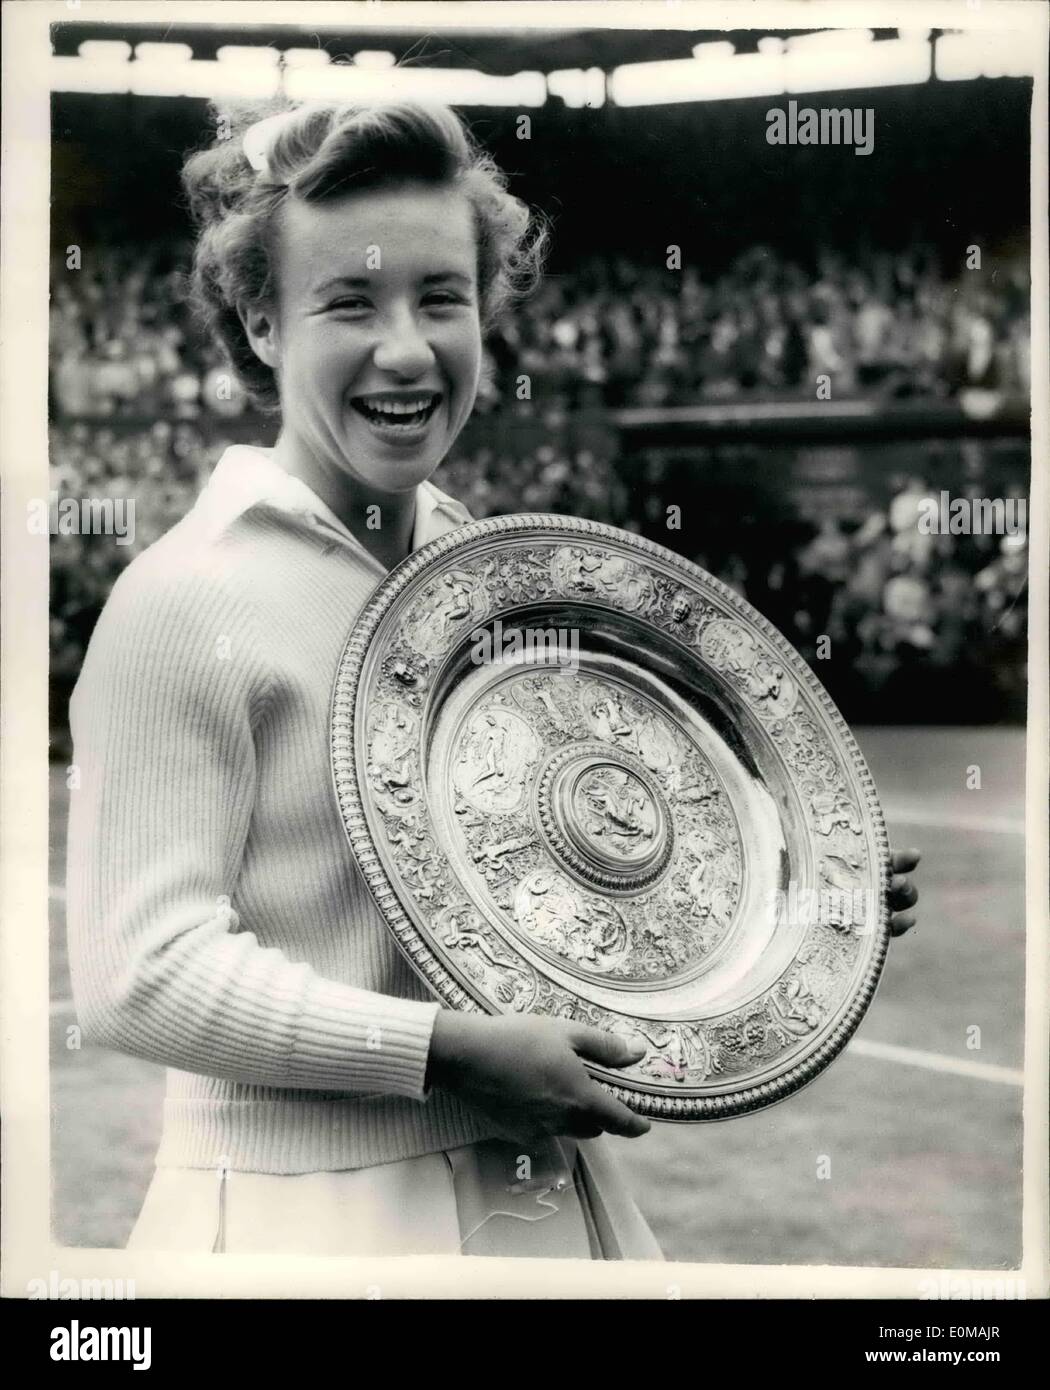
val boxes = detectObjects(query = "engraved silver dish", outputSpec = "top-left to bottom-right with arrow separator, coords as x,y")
331,515 -> 891,1121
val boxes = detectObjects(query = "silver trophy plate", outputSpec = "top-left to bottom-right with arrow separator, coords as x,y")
331,515 -> 891,1122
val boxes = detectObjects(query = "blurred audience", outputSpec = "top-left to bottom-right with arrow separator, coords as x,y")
699,472 -> 1028,721
50,242 -> 1030,422
49,421 -> 235,747
47,239 -> 1028,748
483,244 -> 1030,410
49,418 -> 1028,749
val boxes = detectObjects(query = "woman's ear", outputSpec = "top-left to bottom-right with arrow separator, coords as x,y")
237,299 -> 280,371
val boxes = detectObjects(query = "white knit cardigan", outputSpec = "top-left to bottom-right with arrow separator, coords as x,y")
67,445 -> 498,1172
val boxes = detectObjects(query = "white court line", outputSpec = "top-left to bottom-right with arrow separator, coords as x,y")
883,805 -> 1025,836
849,1037 -> 1024,1087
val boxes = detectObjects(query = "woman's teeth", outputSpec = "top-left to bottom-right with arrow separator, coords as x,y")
354,396 -> 438,427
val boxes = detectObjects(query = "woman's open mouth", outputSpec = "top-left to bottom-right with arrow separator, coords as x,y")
350,392 -> 442,444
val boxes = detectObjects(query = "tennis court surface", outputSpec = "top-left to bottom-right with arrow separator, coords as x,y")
49,726 -> 1025,1267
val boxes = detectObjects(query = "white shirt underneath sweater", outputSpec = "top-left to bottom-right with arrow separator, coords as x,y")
66,444 -> 500,1173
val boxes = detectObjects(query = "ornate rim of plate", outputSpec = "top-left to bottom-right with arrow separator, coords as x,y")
331,514 -> 891,1122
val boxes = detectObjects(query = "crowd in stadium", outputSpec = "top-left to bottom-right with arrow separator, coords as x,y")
484,246 -> 1031,409
49,407 -> 1028,741
743,484 -> 1028,718
440,441 -> 1028,720
49,241 -> 1030,422
46,239 -> 1028,737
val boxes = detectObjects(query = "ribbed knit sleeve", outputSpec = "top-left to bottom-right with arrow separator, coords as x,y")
66,555 -> 441,1101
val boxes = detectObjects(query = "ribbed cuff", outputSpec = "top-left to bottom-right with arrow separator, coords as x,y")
290,978 -> 441,1101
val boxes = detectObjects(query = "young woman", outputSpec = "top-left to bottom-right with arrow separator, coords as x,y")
67,100 -> 920,1261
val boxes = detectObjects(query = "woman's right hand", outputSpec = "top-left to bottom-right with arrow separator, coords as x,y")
426,1009 -> 651,1145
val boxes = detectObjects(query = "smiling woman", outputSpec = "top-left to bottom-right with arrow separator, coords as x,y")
65,98 -> 666,1262
182,101 -> 543,568
244,181 -> 483,567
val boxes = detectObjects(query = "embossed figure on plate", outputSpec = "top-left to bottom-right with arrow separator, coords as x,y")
435,903 -> 538,1012
635,1022 -> 712,1085
453,707 -> 541,814
367,702 -> 419,809
811,788 -> 865,837
700,617 -> 797,720
514,870 -> 630,974
401,567 -> 492,659
576,766 -> 659,862
550,545 -> 654,611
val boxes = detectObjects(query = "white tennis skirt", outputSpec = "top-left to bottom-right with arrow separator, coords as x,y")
127,1135 -> 664,1261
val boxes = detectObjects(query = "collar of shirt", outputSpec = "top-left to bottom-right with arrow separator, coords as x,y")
195,443 -> 474,575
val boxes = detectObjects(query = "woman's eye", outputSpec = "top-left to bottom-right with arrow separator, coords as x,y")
423,291 -> 469,309
328,298 -> 371,314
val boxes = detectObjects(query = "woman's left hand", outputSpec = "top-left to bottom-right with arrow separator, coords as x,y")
888,848 -> 921,937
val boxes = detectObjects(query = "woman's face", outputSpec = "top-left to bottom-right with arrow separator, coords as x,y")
255,180 -> 483,496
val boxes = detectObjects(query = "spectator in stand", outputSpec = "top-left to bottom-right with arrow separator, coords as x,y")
975,535 -> 1028,641
853,293 -> 895,389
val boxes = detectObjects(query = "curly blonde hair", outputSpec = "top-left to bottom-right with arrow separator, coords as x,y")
181,99 -> 546,413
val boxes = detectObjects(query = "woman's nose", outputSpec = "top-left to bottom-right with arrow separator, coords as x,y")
372,309 -> 435,378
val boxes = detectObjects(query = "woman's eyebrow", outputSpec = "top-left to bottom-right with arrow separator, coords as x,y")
314,270 -> 473,295
314,275 -> 371,295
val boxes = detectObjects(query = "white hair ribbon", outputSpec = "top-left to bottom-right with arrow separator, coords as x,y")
242,104 -> 329,177
242,111 -> 297,176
